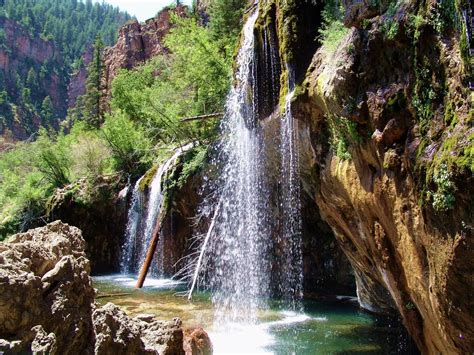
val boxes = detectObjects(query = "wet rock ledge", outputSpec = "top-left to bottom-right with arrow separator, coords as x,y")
0,221 -> 212,355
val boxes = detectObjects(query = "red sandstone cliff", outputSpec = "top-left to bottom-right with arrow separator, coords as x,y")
100,5 -> 187,109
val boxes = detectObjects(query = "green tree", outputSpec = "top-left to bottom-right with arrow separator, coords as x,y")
41,96 -> 54,125
208,0 -> 246,44
83,36 -> 104,128
26,67 -> 38,93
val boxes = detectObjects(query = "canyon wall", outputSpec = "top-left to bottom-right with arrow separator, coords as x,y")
255,0 -> 473,353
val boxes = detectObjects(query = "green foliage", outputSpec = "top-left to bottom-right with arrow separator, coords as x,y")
0,121 -> 114,239
412,58 -> 437,129
176,145 -> 208,189
82,37 -> 105,128
35,129 -> 71,187
208,0 -> 246,44
429,164 -> 456,211
110,11 -> 240,146
0,142 -> 48,239
428,0 -> 459,33
41,96 -> 54,126
328,115 -> 363,160
101,112 -> 153,177
318,1 -> 348,57
0,0 -> 131,136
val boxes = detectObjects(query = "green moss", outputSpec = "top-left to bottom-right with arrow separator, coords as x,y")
326,115 -> 365,160
160,144 -> 209,214
139,165 -> 158,192
176,145 -> 208,190
443,96 -> 459,126
361,19 -> 371,30
428,163 -> 456,211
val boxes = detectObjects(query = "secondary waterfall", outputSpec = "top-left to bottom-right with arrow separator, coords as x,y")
120,177 -> 145,274
120,143 -> 194,276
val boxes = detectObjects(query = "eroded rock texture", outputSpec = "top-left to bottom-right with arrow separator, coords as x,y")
256,0 -> 473,353
0,221 -> 95,354
0,221 -> 212,354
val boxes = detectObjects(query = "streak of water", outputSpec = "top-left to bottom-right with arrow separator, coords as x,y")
120,177 -> 145,274
206,7 -> 272,324
278,67 -> 303,311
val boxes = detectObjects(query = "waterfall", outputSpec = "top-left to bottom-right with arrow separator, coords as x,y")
204,7 -> 272,324
187,5 -> 304,322
121,143 -> 195,276
278,67 -> 303,310
120,177 -> 145,274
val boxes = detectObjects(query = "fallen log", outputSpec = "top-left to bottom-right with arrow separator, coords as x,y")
136,214 -> 163,289
180,112 -> 224,123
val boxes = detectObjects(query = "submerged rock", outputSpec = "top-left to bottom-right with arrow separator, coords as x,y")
0,221 -> 212,354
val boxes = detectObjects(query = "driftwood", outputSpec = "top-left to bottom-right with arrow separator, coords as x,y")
136,215 -> 163,288
180,112 -> 224,123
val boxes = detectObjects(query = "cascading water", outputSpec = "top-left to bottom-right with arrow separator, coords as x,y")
203,7 -> 272,324
188,5 -> 304,324
278,67 -> 303,310
120,177 -> 145,274
121,143 -> 195,276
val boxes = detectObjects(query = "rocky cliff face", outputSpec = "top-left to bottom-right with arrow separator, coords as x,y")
46,176 -> 128,274
255,0 -> 473,353
0,221 -> 212,354
67,48 -> 93,109
101,5 -> 187,109
0,17 -> 67,139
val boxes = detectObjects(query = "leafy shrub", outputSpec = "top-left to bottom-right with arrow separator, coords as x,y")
35,129 -> 71,188
318,0 -> 349,56
101,112 -> 153,177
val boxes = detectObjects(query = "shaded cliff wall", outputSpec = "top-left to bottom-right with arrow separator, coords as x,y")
46,176 -> 128,274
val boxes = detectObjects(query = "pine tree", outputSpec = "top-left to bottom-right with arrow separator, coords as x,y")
41,95 -> 54,126
82,36 -> 104,128
26,67 -> 37,93
209,0 -> 245,41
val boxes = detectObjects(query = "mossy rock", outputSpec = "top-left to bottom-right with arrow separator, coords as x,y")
139,164 -> 158,192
